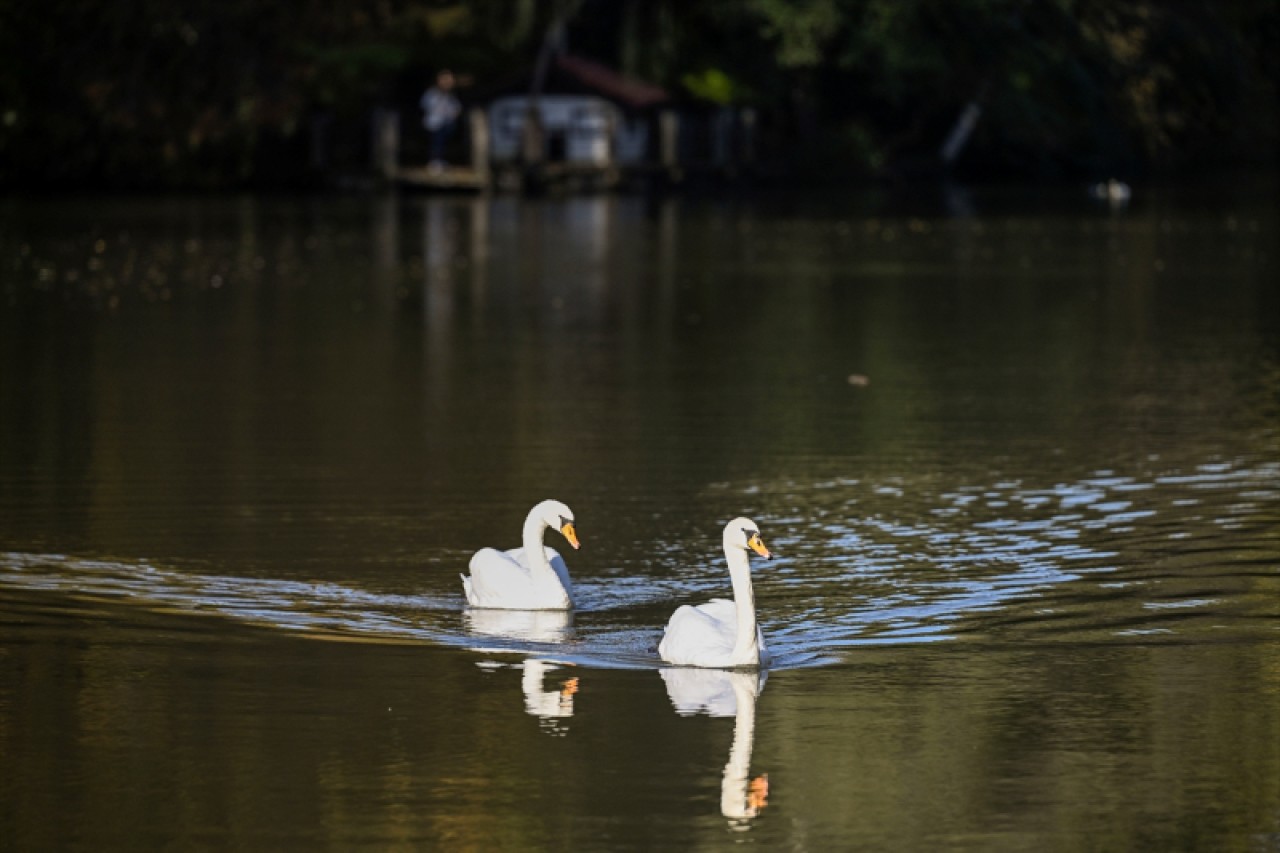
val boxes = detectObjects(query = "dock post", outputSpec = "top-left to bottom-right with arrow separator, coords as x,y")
604,109 -> 617,168
372,108 -> 399,181
603,109 -> 619,188
659,110 -> 680,179
469,108 -> 490,187
520,103 -> 545,191
712,107 -> 733,172
521,104 -> 545,165
309,111 -> 332,170
740,108 -> 757,169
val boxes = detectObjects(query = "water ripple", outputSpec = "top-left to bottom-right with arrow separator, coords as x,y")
2,456 -> 1276,665
743,454 -> 1278,649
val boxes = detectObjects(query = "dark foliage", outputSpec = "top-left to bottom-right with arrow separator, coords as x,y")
1,0 -> 1275,188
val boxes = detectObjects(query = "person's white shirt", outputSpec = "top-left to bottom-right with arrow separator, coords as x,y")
421,85 -> 460,130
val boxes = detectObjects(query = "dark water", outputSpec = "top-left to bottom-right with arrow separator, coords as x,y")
1,182 -> 1278,849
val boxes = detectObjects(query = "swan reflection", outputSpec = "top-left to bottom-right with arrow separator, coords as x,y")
463,608 -> 573,644
474,657 -> 579,736
661,668 -> 769,825
521,659 -> 579,732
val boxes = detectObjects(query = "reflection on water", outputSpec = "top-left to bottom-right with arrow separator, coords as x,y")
520,659 -> 579,732
759,455 -> 1280,650
474,658 -> 579,736
662,668 -> 769,826
465,608 -> 574,645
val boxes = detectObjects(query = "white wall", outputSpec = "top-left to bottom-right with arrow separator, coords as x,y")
488,95 -> 649,165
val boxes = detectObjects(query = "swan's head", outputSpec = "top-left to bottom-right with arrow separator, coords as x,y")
538,499 -> 580,550
724,517 -> 771,560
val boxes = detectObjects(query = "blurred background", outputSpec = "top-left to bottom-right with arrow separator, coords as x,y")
2,0 -> 1277,190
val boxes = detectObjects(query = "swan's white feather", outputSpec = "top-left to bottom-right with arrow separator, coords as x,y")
463,545 -> 572,610
658,598 -> 768,668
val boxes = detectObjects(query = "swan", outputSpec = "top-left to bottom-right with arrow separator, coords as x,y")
462,499 -> 580,610
659,517 -> 772,668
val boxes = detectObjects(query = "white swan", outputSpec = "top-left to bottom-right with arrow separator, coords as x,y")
462,499 -> 579,609
661,668 -> 769,823
659,517 -> 772,668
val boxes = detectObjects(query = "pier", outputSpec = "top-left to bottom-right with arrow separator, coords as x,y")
365,55 -> 758,194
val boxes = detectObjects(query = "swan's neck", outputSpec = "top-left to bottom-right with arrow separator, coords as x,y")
522,511 -> 554,576
725,546 -> 759,665
721,676 -> 758,819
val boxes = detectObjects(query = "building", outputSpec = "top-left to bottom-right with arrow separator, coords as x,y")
485,55 -> 669,169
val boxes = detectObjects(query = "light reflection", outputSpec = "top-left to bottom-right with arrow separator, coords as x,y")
661,668 -> 769,827
463,608 -> 573,644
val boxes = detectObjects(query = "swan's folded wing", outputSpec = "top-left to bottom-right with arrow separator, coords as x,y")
694,598 -> 737,627
503,544 -> 561,565
508,546 -> 574,600
466,546 -> 573,609
472,547 -> 524,574
659,599 -> 737,664
466,548 -> 530,603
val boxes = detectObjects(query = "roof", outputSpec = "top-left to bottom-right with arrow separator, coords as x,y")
481,54 -> 669,112
550,56 -> 668,110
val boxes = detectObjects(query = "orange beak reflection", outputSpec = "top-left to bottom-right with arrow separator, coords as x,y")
560,522 -> 581,550
748,534 -> 772,560
748,774 -> 770,812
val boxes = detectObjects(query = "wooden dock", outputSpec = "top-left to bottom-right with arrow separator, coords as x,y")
395,165 -> 487,192
372,104 -> 757,195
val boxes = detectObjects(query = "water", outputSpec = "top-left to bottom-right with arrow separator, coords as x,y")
2,182 -> 1278,849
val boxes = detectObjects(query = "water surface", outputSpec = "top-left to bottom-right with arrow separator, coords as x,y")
2,182 -> 1278,849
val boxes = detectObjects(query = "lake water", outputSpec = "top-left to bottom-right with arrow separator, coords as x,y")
1,181 -> 1278,850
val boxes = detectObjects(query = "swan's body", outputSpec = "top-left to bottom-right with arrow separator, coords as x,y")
659,517 -> 772,669
462,500 -> 579,610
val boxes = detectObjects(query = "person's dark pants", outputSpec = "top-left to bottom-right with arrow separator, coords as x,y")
431,121 -> 455,163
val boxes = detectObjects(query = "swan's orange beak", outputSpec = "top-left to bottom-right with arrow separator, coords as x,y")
748,533 -> 772,560
560,522 -> 580,550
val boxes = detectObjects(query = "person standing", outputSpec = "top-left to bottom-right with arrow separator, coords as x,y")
420,70 -> 461,171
